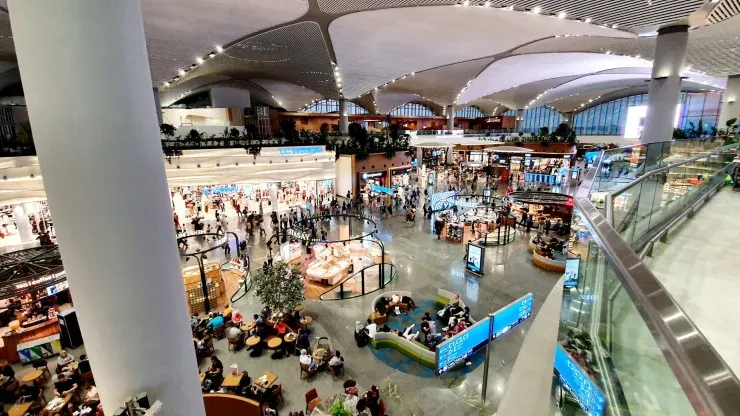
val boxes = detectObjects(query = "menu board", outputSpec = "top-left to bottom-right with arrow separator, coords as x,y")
553,345 -> 605,416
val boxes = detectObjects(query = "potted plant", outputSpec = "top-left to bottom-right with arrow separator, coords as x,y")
329,401 -> 352,416
160,123 -> 176,140
253,261 -> 305,314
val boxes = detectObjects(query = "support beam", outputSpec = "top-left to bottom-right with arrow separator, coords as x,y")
515,109 -> 524,132
8,1 -> 206,415
718,75 -> 740,131
339,98 -> 349,134
447,105 -> 455,129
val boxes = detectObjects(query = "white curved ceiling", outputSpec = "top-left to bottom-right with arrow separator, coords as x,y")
249,79 -> 322,111
329,6 -> 632,98
484,75 -> 583,109
458,53 -> 652,104
375,91 -> 441,115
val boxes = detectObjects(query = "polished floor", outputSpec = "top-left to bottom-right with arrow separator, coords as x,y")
645,187 -> 740,377
195,190 -> 562,415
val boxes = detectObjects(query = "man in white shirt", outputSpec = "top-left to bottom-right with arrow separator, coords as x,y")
299,349 -> 312,366
328,351 -> 344,368
391,294 -> 400,304
364,319 -> 377,339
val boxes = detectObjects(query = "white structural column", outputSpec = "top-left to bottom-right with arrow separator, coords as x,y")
447,105 -> 455,129
12,205 -> 31,242
153,88 -> 163,126
8,2 -> 206,416
563,111 -> 574,128
515,109 -> 524,132
718,75 -> 740,129
339,99 -> 349,134
641,25 -> 689,145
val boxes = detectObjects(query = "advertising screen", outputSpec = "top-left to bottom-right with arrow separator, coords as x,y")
563,258 -> 580,289
624,105 -> 680,139
483,188 -> 491,204
436,317 -> 490,374
465,243 -> 484,275
492,293 -> 533,339
553,345 -> 606,416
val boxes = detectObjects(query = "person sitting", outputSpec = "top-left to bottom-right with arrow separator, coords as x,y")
198,330 -> 213,351
254,322 -> 266,339
454,319 -> 468,334
78,354 -> 92,374
190,314 -> 201,331
274,320 -> 291,336
364,318 -> 378,340
83,383 -> 100,409
227,325 -> 244,349
400,324 -> 419,342
401,295 -> 417,309
328,350 -> 344,372
390,293 -> 401,304
206,312 -> 224,331
18,384 -> 43,413
0,360 -> 15,403
299,349 -> 313,367
54,373 -> 77,398
253,313 -> 264,327
55,350 -> 75,374
261,305 -> 272,319
231,310 -> 243,326
222,304 -> 233,321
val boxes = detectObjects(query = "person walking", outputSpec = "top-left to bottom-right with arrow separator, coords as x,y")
526,216 -> 533,233
545,217 -> 551,234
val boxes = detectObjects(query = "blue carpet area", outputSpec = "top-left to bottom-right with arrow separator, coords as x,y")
367,299 -> 486,378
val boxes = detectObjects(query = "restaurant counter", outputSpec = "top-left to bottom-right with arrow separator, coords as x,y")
0,318 -> 61,364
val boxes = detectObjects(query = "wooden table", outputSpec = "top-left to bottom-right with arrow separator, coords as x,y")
246,336 -> 261,347
221,372 -> 243,389
283,333 -> 297,343
299,315 -> 312,329
312,348 -> 326,361
241,322 -> 255,333
267,337 -> 282,349
21,369 -> 44,385
8,402 -> 32,416
253,371 -> 278,390
41,394 -> 72,416
294,304 -> 304,312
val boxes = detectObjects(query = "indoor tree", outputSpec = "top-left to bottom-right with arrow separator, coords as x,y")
253,261 -> 305,312
185,129 -> 202,147
160,123 -> 176,140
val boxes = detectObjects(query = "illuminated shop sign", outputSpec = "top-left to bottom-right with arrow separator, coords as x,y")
278,146 -> 325,156
361,172 -> 385,180
14,271 -> 65,290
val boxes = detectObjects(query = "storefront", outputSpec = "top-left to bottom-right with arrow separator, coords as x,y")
0,245 -> 78,364
0,201 -> 55,249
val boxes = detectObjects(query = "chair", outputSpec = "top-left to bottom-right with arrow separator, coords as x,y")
305,388 -> 320,412
32,360 -> 51,381
299,363 -> 317,380
227,334 -> 243,352
328,362 -> 344,380
379,399 -> 387,416
214,325 -> 226,340
269,384 -> 283,407
315,337 -> 331,356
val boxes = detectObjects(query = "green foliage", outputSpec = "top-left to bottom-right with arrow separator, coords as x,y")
229,128 -> 240,140
329,401 -> 352,416
160,123 -> 176,138
253,261 -> 305,312
320,122 -> 330,139
279,118 -> 299,143
673,128 -> 688,141
185,129 -> 202,143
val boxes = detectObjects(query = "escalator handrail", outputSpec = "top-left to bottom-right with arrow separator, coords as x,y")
576,154 -> 740,416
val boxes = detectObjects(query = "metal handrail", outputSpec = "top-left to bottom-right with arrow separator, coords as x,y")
576,152 -> 740,415
609,142 -> 740,198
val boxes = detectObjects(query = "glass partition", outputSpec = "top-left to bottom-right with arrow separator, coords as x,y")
319,263 -> 396,301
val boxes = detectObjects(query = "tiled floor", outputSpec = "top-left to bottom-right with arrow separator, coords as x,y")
5,186 -> 562,415
645,188 -> 740,376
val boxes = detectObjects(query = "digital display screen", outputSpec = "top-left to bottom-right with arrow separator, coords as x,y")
436,318 -> 490,374
483,189 -> 491,204
564,258 -> 580,289
369,184 -> 394,195
553,345 -> 606,416
465,243 -> 484,275
492,293 -> 533,340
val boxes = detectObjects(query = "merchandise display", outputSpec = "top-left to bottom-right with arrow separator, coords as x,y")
182,261 -> 225,315
278,240 -> 303,263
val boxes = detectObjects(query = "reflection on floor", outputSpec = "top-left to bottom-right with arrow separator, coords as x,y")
645,188 -> 740,376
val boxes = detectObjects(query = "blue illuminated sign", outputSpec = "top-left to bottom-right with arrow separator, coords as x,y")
436,292 -> 534,374
492,293 -> 533,340
436,318 -> 490,374
203,185 -> 238,195
369,184 -> 393,195
564,258 -> 580,289
554,345 -> 605,416
278,146 -> 324,156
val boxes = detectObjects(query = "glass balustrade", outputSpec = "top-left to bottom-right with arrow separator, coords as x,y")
319,263 -> 396,301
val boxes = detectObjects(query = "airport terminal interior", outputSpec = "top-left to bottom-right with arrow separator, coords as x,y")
0,1 -> 737,416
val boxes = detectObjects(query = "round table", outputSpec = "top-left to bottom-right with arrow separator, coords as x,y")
312,348 -> 326,361
300,315 -> 313,329
284,333 -> 297,343
246,335 -> 261,347
294,304 -> 304,312
242,322 -> 255,333
21,369 -> 43,385
267,337 -> 282,349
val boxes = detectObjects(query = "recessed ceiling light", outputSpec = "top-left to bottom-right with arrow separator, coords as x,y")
484,1 -> 491,6
584,18 -> 592,23
196,57 -> 204,64
612,24 -> 618,28
558,11 -> 567,19
462,0 -> 470,6
178,69 -> 186,76
532,6 -> 542,14
215,45 -> 223,53
606,50 -> 612,54
507,5 -> 514,10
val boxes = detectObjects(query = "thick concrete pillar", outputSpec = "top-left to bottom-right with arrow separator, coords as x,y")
641,25 -> 689,145
562,111 -> 574,128
153,87 -> 163,126
718,75 -> 740,132
515,109 -> 525,132
8,1 -> 206,416
416,146 -> 423,169
339,99 -> 349,134
446,146 -> 454,164
447,105 -> 455,129
12,205 -> 32,242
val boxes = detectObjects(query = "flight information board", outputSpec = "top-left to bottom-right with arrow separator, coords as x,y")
553,345 -> 605,416
492,293 -> 533,340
